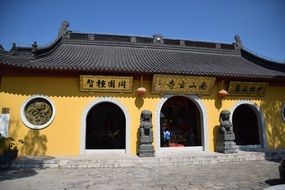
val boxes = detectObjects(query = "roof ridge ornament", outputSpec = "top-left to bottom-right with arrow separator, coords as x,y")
58,20 -> 70,39
31,41 -> 37,60
153,33 -> 164,44
10,43 -> 17,55
234,35 -> 243,49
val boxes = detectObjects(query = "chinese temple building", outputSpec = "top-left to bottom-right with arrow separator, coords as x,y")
0,21 -> 285,156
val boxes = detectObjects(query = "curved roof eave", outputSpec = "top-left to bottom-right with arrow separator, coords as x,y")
0,32 -> 284,81
241,48 -> 285,72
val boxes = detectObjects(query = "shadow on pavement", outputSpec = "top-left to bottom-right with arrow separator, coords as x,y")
0,168 -> 38,181
0,155 -> 56,181
238,148 -> 285,163
265,179 -> 285,186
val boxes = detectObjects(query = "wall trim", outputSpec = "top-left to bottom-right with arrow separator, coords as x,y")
20,94 -> 56,130
230,100 -> 266,149
282,103 -> 285,122
80,97 -> 131,155
155,95 -> 208,154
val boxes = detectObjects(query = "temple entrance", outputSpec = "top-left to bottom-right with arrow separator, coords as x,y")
86,102 -> 126,149
160,96 -> 201,148
232,104 -> 260,146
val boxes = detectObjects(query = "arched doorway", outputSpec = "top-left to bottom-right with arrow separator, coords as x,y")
232,104 -> 260,146
86,102 -> 126,149
160,96 -> 202,148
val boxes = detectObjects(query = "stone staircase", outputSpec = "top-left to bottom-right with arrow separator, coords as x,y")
10,150 -> 285,169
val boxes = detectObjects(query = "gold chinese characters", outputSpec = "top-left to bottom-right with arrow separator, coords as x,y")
80,75 -> 133,92
151,74 -> 216,95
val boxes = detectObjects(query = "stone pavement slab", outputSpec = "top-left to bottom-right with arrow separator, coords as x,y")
0,160 -> 284,190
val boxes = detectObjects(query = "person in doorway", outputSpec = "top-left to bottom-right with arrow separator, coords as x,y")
162,127 -> 171,147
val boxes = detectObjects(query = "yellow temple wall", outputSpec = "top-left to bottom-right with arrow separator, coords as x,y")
261,85 -> 285,149
0,75 -> 284,156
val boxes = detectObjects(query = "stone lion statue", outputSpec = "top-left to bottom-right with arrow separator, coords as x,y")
139,110 -> 153,144
138,110 -> 155,157
219,110 -> 235,141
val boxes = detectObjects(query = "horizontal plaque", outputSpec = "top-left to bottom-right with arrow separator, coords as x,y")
80,75 -> 133,92
152,74 -> 216,95
228,81 -> 268,97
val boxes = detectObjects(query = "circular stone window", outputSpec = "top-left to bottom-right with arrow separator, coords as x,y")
21,95 -> 56,129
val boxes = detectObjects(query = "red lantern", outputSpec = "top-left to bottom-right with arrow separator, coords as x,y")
218,89 -> 228,99
137,87 -> 147,98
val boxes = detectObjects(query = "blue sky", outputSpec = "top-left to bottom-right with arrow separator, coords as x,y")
0,0 -> 285,61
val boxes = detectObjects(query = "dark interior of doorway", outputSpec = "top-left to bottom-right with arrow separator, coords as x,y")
160,96 -> 201,147
232,104 -> 260,145
86,102 -> 126,149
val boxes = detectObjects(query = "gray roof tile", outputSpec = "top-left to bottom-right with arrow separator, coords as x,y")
1,33 -> 285,80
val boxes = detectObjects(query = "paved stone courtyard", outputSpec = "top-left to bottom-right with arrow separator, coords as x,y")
0,160 -> 283,190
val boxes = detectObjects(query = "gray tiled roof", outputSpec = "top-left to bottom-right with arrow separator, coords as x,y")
1,33 -> 285,80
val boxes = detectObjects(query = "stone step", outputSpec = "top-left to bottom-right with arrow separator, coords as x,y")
9,150 -> 285,169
